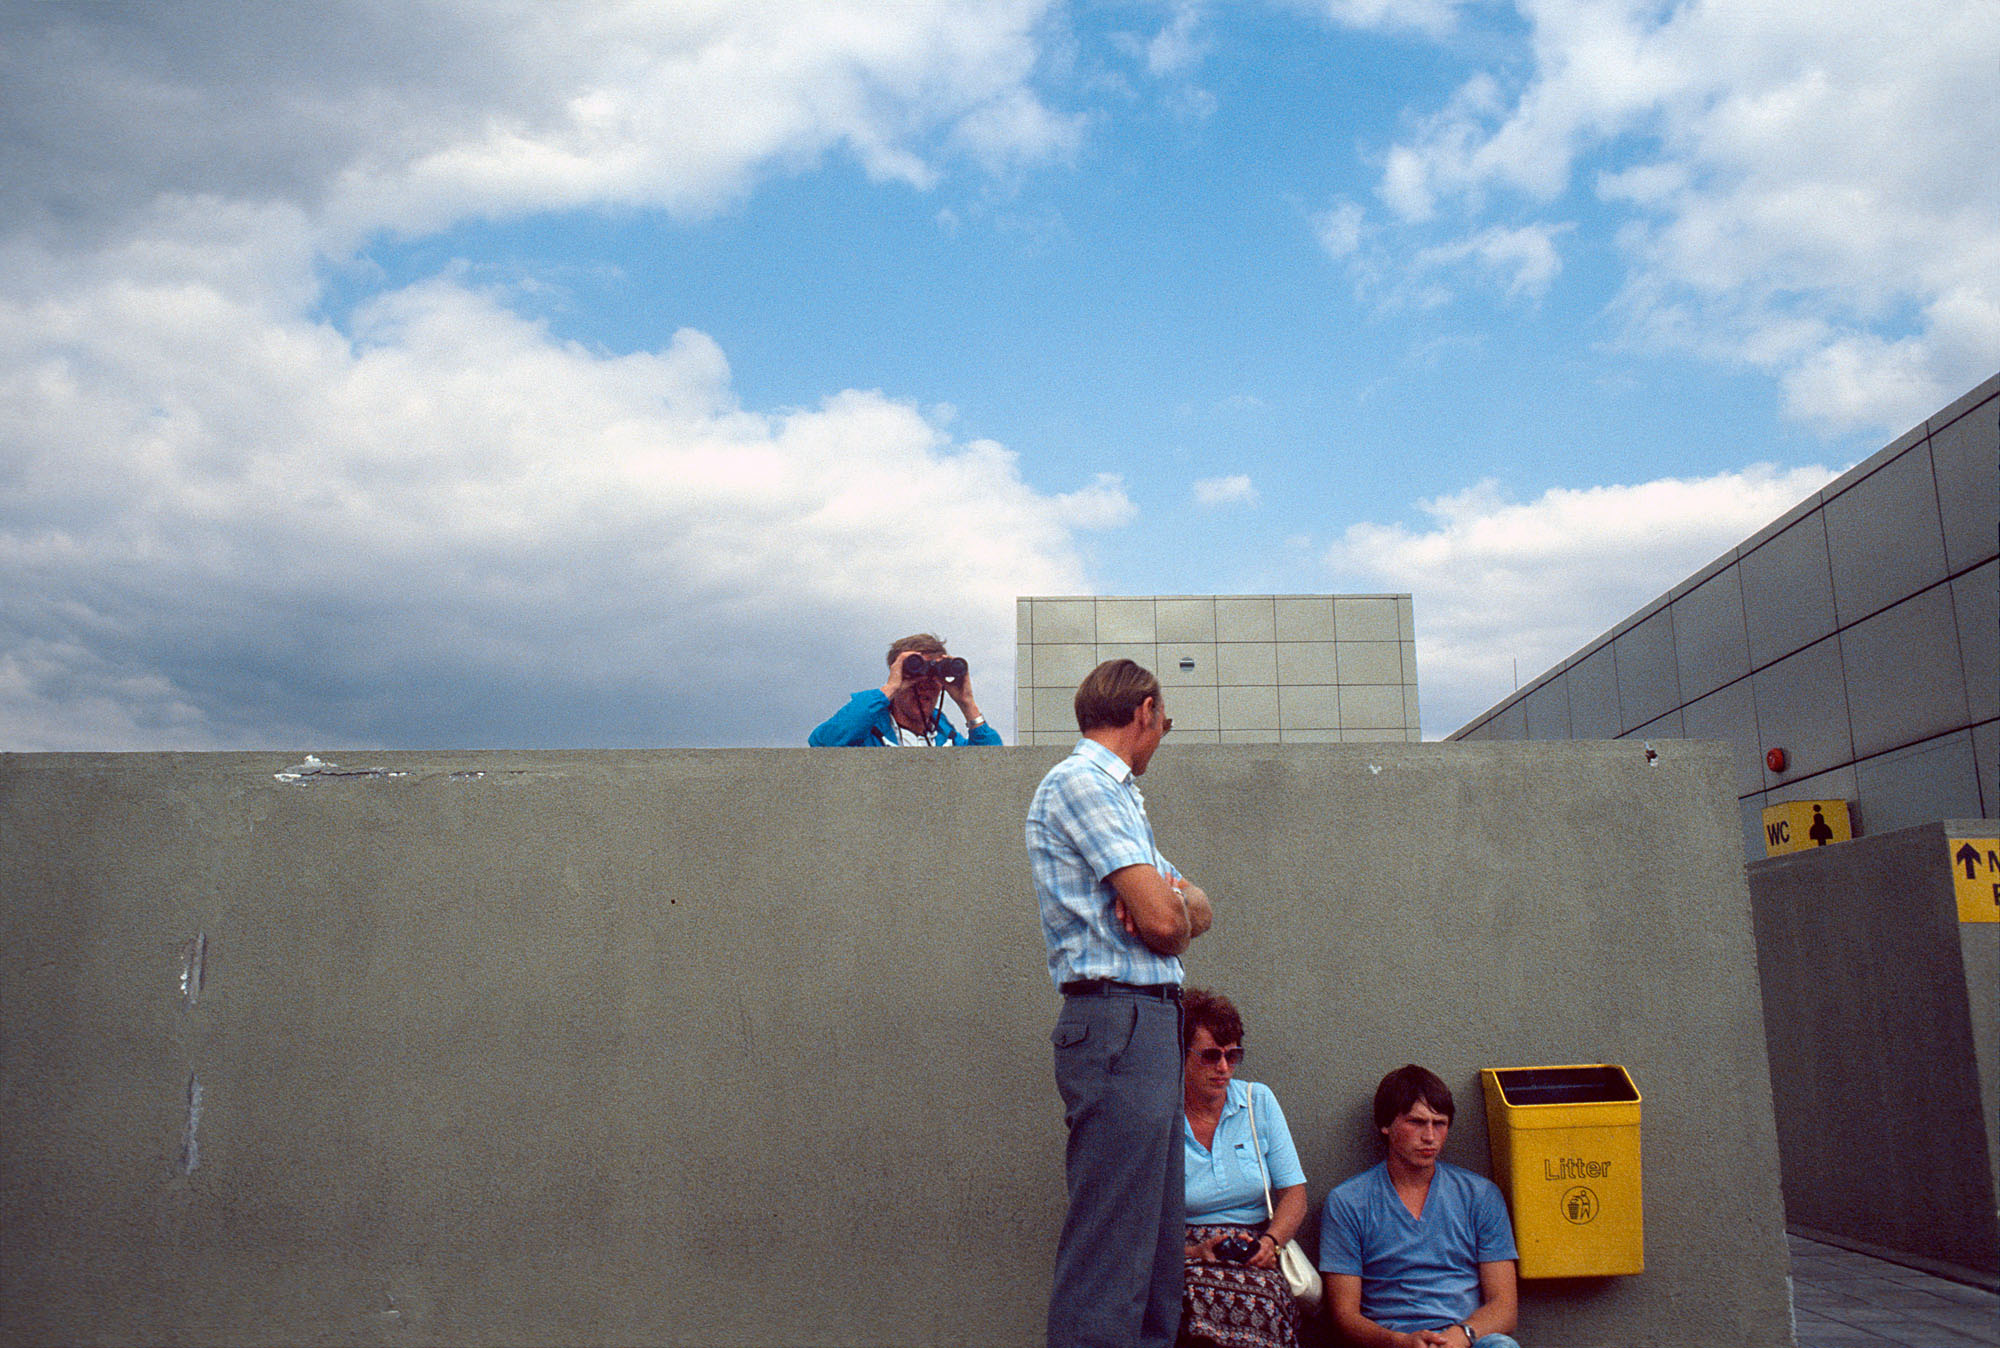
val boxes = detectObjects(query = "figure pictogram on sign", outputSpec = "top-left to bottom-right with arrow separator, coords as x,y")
1561,1186 -> 1598,1224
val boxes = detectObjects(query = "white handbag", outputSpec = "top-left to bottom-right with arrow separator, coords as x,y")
1246,1084 -> 1325,1314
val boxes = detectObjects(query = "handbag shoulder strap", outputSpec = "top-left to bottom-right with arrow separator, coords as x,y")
1243,1082 -> 1276,1220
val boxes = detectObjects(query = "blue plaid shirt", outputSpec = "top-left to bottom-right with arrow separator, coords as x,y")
1027,738 -> 1184,989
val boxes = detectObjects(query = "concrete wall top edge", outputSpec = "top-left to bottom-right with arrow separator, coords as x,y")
1446,614 -> 1641,741
1448,370 -> 1998,740
1,747 -> 820,769
1847,420 -> 1934,486
1928,369 -> 2000,435
1442,662 -> 1561,740
1,740 -> 1731,768
1804,370 -> 1993,514
1666,544 -> 1745,602
1018,592 -> 1411,602
1739,483 -> 1832,556
1617,590 -> 1673,630
1817,427 -> 1932,513
1786,369 -> 1995,519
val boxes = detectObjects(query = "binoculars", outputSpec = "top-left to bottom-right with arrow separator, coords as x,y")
901,653 -> 968,683
1213,1233 -> 1259,1262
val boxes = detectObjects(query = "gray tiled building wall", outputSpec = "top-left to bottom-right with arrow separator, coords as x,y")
1014,594 -> 1419,745
1450,371 -> 1999,861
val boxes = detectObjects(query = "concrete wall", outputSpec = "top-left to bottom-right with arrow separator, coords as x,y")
2,743 -> 1792,1347
1451,370 -> 1998,863
1745,821 -> 2000,1284
1015,595 -> 1421,745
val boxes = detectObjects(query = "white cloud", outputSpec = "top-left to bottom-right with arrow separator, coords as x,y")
1193,475 -> 1260,507
0,269 -> 1109,749
1414,222 -> 1570,300
1055,473 -> 1142,529
0,0 -> 1111,750
1327,464 -> 1840,736
1110,1 -> 1219,120
1145,2 -> 1210,76
1283,0 -> 1475,39
1313,201 -> 1366,259
1370,0 -> 2000,434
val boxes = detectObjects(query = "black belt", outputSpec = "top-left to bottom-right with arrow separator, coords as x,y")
1061,979 -> 1181,1001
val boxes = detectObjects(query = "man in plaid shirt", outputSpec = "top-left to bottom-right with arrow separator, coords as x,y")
1028,658 -> 1215,1348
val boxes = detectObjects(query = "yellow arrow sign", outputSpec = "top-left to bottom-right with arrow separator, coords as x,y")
1949,837 -> 2000,923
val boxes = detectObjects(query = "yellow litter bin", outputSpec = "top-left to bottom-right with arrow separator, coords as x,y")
1480,1065 -> 1643,1278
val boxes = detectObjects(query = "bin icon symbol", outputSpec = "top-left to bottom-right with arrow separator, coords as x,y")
1480,1064 -> 1643,1278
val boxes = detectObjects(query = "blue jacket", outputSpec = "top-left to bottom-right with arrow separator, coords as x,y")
808,689 -> 1004,747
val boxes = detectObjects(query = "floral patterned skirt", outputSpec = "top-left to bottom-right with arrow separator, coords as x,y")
1180,1223 -> 1301,1348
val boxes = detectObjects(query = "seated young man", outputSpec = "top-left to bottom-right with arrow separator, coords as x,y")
1319,1065 -> 1521,1348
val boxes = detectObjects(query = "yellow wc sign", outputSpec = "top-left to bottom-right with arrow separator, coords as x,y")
1761,800 -> 1852,856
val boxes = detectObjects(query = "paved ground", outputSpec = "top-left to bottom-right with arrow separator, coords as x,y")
1789,1233 -> 1999,1348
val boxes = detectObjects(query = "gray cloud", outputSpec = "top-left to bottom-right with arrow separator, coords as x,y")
0,1 -> 1079,249
0,1 -> 1107,749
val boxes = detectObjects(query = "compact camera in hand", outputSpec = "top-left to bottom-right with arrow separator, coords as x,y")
1214,1233 -> 1258,1263
901,653 -> 968,683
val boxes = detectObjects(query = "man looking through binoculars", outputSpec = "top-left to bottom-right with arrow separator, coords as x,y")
808,633 -> 1004,747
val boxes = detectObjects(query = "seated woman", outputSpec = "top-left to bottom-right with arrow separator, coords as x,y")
1180,987 -> 1310,1348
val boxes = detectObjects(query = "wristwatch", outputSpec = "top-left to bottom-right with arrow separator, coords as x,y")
1459,1325 -> 1476,1346
968,714 -> 986,728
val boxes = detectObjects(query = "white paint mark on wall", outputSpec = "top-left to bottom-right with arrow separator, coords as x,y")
179,932 -> 207,1007
179,1075 -> 203,1174
274,755 -> 408,783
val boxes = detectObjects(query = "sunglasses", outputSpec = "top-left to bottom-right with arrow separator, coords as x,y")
1192,1046 -> 1244,1065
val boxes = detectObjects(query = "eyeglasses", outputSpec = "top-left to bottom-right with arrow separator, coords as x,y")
1193,1046 -> 1244,1065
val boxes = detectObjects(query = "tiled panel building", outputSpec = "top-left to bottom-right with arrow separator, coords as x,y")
1014,594 -> 1419,746
1451,371 -> 1998,860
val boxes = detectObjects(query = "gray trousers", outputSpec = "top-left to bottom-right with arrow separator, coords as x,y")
1046,991 -> 1185,1348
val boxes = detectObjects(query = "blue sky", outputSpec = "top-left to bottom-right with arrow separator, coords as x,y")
4,0 -> 1994,748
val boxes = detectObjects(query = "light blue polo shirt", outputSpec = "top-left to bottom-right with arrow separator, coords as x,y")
1184,1079 -> 1308,1224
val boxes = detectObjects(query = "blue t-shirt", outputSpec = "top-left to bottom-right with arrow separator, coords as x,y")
1184,1080 -> 1308,1224
1318,1161 -> 1519,1331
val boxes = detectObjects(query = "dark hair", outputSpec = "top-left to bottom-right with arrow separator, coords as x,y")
1181,987 -> 1244,1055
1373,1064 -> 1455,1133
886,633 -> 946,666
1074,658 -> 1162,733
